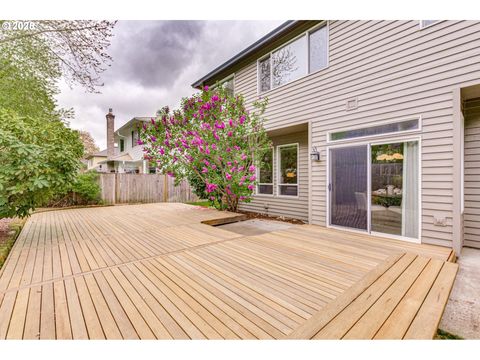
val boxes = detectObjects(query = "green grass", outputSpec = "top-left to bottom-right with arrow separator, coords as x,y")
0,219 -> 25,270
435,329 -> 464,339
186,200 -> 211,208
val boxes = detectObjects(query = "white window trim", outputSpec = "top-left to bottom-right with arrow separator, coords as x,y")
277,143 -> 300,198
325,135 -> 422,244
326,116 -> 422,144
256,148 -> 274,196
256,21 -> 329,96
419,20 -> 442,29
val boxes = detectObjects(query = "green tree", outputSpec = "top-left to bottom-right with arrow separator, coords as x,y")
0,109 -> 84,218
0,20 -> 116,218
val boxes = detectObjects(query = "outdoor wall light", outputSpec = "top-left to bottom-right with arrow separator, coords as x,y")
310,146 -> 321,161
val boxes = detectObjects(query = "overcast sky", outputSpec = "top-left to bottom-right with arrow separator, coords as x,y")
56,20 -> 283,150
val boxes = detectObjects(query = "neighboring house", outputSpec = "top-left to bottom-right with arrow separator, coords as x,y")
85,149 -> 108,172
98,109 -> 156,174
192,20 -> 480,255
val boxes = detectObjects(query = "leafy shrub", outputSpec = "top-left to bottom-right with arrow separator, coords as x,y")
70,171 -> 102,203
46,170 -> 102,207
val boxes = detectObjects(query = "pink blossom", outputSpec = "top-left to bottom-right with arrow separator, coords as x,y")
248,165 -> 256,173
233,145 -> 240,151
229,119 -> 234,127
211,143 -> 217,150
159,147 -> 165,155
238,166 -> 245,172
202,167 -> 208,173
137,139 -> 144,146
204,85 -> 209,91
206,183 -> 217,193
167,172 -> 174,177
227,131 -> 233,137
210,196 -> 216,201
151,118 -> 156,125
226,147 -> 231,153
247,184 -> 254,190
249,175 -> 256,181
241,154 -> 247,161
225,173 -> 232,180
227,161 -> 232,166
203,159 -> 210,166
211,164 -> 217,170
239,115 -> 246,124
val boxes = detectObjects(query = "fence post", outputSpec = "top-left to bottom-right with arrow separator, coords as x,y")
163,174 -> 168,202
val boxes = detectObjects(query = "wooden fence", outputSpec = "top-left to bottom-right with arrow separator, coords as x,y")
98,174 -> 199,205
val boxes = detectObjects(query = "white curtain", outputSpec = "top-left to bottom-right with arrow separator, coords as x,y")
402,141 -> 419,238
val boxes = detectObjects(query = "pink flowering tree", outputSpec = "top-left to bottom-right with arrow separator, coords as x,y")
139,85 -> 272,212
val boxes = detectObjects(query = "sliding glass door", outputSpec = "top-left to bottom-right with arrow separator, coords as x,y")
329,140 -> 419,240
329,145 -> 368,230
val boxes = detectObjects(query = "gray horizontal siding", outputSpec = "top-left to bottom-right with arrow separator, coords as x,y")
239,131 -> 309,221
464,113 -> 480,248
233,20 -> 480,247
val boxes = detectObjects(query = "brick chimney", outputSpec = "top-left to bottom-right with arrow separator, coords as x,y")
106,108 -> 115,160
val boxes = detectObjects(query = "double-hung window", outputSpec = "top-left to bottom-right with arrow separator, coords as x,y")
258,22 -> 328,93
278,144 -> 299,196
257,150 -> 274,195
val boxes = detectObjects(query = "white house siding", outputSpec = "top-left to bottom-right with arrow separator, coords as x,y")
238,130 -> 309,221
464,109 -> 480,249
234,20 -> 480,248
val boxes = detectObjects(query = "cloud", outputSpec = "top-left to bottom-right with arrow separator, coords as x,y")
56,20 -> 283,149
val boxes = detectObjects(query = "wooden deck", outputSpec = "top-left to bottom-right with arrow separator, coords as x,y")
0,203 -> 456,340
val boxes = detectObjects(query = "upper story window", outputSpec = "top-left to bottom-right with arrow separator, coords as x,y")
119,138 -> 125,152
420,20 -> 440,28
223,77 -> 234,97
258,22 -> 328,93
132,130 -> 139,147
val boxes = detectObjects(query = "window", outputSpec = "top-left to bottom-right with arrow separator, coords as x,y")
420,20 -> 439,28
119,138 -> 125,152
257,150 -> 274,195
132,130 -> 140,147
258,22 -> 328,93
309,25 -> 328,73
212,76 -> 235,96
329,119 -> 420,142
278,144 -> 298,196
259,57 -> 271,93
223,77 -> 234,97
272,36 -> 307,88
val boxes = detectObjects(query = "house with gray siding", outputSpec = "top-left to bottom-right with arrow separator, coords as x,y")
192,20 -> 480,255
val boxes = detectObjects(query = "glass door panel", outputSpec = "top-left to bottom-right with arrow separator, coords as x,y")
329,145 -> 368,230
370,141 -> 419,238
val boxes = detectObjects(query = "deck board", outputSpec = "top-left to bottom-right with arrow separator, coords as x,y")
0,203 -> 456,339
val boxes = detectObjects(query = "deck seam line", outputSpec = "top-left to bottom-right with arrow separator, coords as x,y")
0,233 -> 247,295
